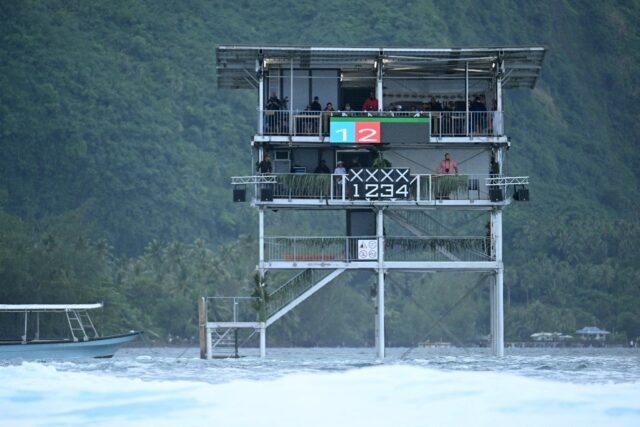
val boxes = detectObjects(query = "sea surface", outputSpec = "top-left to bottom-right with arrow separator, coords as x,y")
1,346 -> 639,426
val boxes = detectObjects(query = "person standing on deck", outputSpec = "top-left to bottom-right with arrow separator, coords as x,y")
438,153 -> 458,175
259,154 -> 272,174
362,91 -> 378,112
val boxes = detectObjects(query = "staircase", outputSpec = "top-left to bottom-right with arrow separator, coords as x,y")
386,211 -> 461,261
202,268 -> 345,358
386,210 -> 490,261
387,210 -> 446,236
265,268 -> 345,327
266,270 -> 326,316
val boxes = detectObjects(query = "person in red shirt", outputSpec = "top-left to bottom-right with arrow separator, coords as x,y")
361,91 -> 378,112
438,153 -> 458,174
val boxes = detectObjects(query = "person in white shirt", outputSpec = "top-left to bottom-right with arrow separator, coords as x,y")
334,160 -> 347,196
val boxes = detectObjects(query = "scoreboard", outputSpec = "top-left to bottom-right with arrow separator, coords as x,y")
330,116 -> 430,144
348,168 -> 411,200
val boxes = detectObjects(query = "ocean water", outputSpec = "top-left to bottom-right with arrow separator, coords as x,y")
1,347 -> 639,426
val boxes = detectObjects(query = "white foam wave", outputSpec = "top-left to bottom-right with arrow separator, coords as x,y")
1,362 -> 639,427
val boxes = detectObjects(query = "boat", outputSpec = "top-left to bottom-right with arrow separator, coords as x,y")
0,303 -> 142,360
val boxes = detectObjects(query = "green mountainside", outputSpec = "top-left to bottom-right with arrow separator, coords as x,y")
1,0 -> 639,344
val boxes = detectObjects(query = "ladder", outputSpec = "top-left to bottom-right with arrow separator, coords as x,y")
78,310 -> 99,338
66,309 -> 90,341
209,327 -> 259,358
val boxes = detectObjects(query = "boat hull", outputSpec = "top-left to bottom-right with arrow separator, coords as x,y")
0,331 -> 142,360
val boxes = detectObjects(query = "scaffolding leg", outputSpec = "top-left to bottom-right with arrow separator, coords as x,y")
260,324 -> 266,358
376,268 -> 385,359
496,269 -> 504,357
491,208 -> 504,357
376,208 -> 385,359
490,279 -> 496,354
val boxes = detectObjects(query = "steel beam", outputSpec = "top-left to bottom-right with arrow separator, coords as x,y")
376,208 -> 385,358
260,323 -> 266,358
491,208 -> 504,356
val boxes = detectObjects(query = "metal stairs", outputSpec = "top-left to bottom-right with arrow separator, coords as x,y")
386,210 -> 461,261
386,210 -> 491,261
203,268 -> 345,358
265,268 -> 345,327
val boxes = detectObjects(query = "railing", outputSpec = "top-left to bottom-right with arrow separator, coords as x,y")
264,236 -> 493,263
272,174 -> 332,199
205,297 -> 261,323
259,110 -> 503,137
265,236 -> 361,262
385,236 -> 492,262
266,269 -> 330,316
263,110 -> 325,136
248,173 -> 498,202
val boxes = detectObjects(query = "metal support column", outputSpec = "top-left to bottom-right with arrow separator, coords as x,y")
496,59 -> 503,112
376,56 -> 383,111
289,58 -> 294,135
258,208 -> 266,359
491,209 -> 504,356
259,209 -> 265,272
376,208 -> 385,358
496,267 -> 504,356
258,59 -> 264,135
259,324 -> 266,358
490,279 -> 496,353
465,61 -> 469,135
495,58 -> 504,136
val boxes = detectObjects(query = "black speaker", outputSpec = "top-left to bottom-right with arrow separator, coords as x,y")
233,187 -> 246,202
260,187 -> 273,201
513,187 -> 530,201
489,188 -> 504,202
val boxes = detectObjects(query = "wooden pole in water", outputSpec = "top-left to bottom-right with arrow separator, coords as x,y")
198,297 -> 206,359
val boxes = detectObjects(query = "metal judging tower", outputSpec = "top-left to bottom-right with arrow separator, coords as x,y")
204,45 -> 545,359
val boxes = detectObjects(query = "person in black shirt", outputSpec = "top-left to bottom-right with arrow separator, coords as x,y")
258,154 -> 272,174
310,96 -> 322,111
314,159 -> 331,174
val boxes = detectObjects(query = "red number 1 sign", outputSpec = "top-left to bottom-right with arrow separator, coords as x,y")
355,122 -> 380,144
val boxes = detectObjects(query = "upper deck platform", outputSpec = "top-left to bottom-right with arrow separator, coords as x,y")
232,173 -> 529,210
217,45 -> 545,146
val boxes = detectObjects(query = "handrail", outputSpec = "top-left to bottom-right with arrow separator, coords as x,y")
205,296 -> 261,323
266,270 -> 328,316
258,109 -> 503,137
264,235 -> 493,263
231,173 -> 527,203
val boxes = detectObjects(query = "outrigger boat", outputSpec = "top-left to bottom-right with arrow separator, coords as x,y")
0,303 -> 142,359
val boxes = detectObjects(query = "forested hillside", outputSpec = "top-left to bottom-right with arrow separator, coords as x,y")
1,0 -> 639,344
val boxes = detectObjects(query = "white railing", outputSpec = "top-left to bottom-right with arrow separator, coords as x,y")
385,236 -> 492,262
431,111 -> 503,137
265,236 -> 358,262
234,173 -> 503,202
264,236 -> 493,263
259,110 -> 503,137
205,297 -> 260,323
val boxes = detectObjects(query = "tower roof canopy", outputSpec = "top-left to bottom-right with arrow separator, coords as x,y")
216,45 -> 546,90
